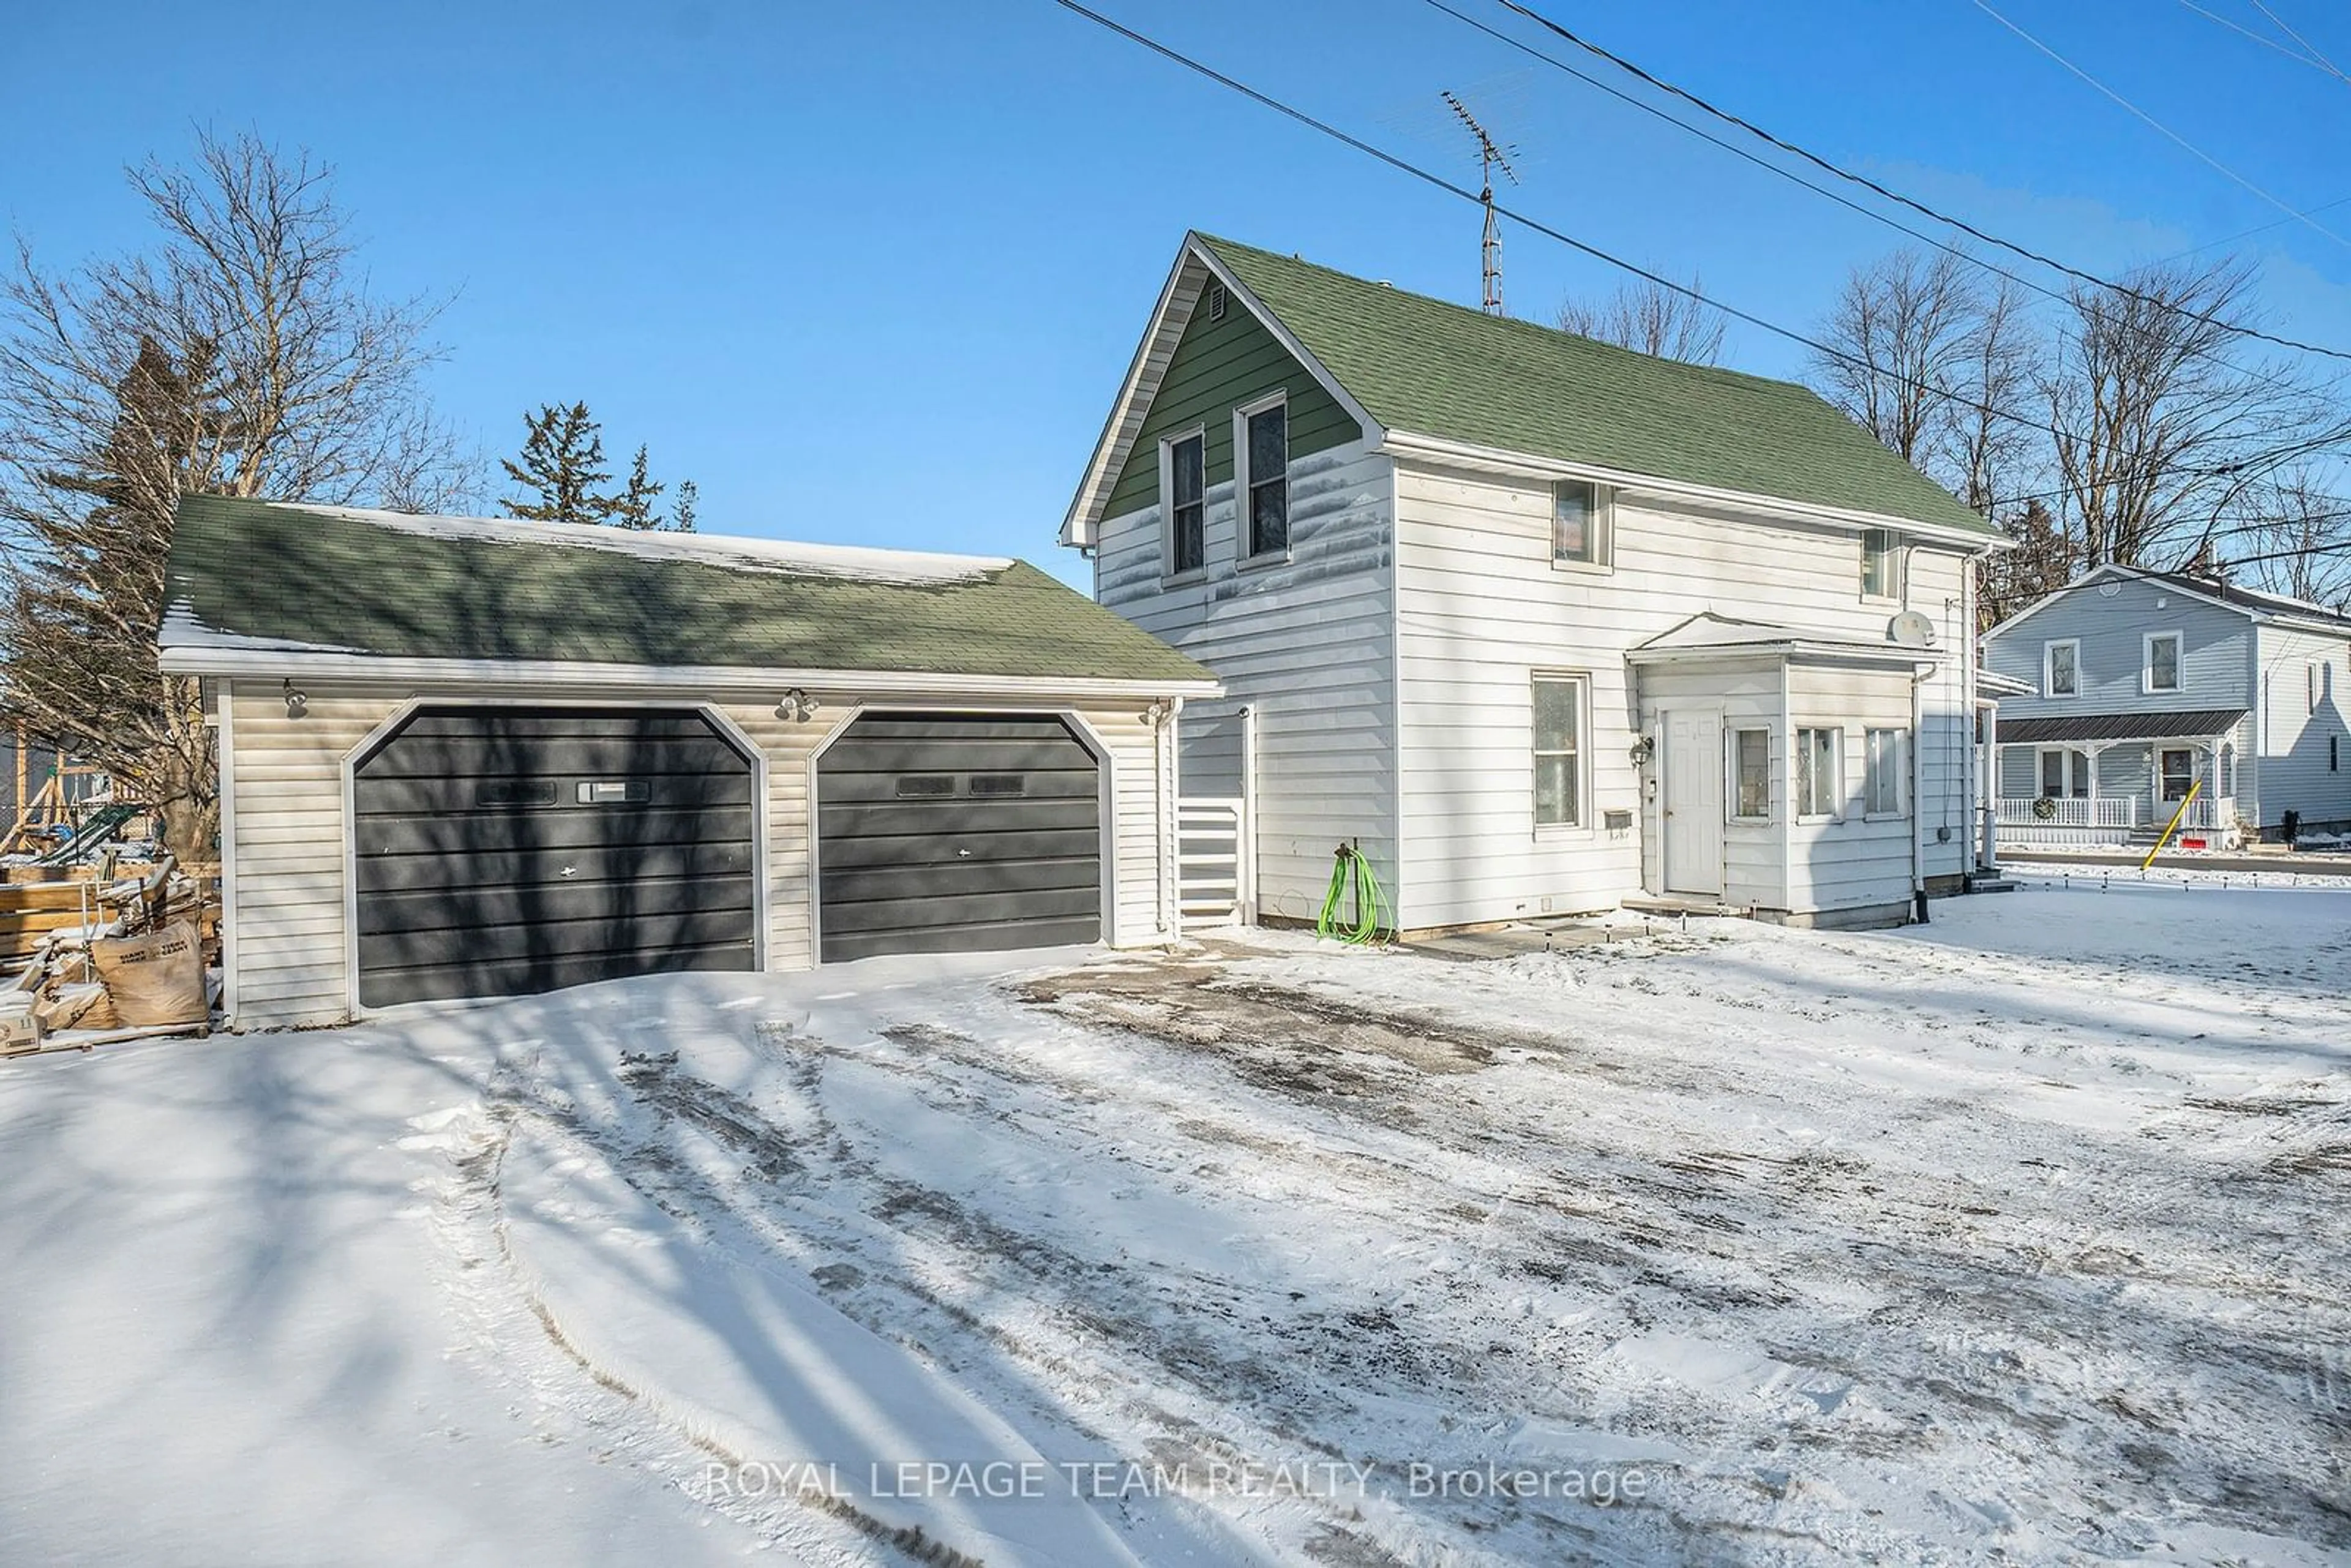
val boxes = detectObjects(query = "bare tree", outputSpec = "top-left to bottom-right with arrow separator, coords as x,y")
2236,468 -> 2351,607
1810,248 -> 1997,469
1975,498 -> 2077,631
2042,255 -> 2348,570
0,129 -> 464,859
1944,277 -> 2038,516
1556,273 -> 1727,364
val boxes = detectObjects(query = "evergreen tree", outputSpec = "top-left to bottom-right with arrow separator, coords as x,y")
498,405 -> 694,530
610,444 -> 665,530
498,402 -> 610,524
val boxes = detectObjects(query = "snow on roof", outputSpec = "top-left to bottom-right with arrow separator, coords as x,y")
270,502 -> 1012,586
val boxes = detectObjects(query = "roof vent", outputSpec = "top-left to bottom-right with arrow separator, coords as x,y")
1207,281 -> 1228,321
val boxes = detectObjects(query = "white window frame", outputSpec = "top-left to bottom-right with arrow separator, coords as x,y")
1158,427 -> 1207,585
1727,726 -> 1771,823
1864,727 -> 1907,818
2143,630 -> 2183,695
1794,726 -> 1843,821
1550,479 -> 1614,574
2037,746 -> 2090,800
2042,639 -> 2080,699
1859,528 -> 1905,602
1234,391 -> 1290,566
2309,661 -> 2323,716
1531,672 -> 1589,834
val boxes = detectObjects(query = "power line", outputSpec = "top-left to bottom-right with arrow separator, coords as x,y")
1972,0 -> 2351,252
2245,0 -> 2350,82
1479,0 -> 2351,364
1422,0 -> 2345,421
1044,0 -> 2074,457
2174,0 -> 2345,78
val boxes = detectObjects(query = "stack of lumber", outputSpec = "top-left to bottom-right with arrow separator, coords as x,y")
2,856 -> 219,1059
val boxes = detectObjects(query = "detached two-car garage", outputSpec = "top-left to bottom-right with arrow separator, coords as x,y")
162,497 -> 1216,1028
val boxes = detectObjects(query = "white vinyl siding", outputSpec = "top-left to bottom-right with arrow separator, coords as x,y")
1392,462 -> 1974,928
1098,436 -> 1397,924
2253,623 -> 2351,830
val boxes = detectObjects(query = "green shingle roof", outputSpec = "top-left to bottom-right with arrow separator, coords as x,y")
1196,234 -> 1999,538
161,495 -> 1214,685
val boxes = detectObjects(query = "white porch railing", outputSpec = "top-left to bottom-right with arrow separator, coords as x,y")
1996,797 -> 2143,828
1176,796 -> 1251,930
1995,794 -> 2238,845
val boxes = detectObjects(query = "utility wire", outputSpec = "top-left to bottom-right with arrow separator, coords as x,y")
1480,0 -> 2351,362
1972,0 -> 2351,252
2246,0 -> 2350,82
1423,0 -> 2341,409
1046,0 -> 2077,457
2174,0 -> 2344,77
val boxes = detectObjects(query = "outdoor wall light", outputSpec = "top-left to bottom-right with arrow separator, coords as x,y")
282,680 -> 307,719
1628,734 -> 1655,768
774,689 -> 817,722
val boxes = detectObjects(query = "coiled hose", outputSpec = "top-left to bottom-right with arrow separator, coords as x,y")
1315,842 -> 1390,945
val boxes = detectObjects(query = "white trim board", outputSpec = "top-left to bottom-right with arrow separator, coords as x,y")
160,647 -> 1220,700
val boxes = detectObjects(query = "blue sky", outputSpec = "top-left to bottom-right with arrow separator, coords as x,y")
6,0 -> 2348,585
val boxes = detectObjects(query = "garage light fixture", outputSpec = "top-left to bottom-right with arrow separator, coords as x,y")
774,689 -> 817,723
282,679 -> 307,720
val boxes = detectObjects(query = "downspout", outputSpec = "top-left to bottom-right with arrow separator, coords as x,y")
1161,697 -> 1183,942
1911,659 -> 1938,923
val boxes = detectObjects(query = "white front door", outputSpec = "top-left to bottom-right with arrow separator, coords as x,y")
1662,710 -> 1725,896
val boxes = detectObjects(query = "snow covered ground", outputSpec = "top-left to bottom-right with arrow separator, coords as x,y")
2,885 -> 2346,1565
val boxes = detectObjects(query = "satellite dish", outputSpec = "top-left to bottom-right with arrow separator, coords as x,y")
1888,610 -> 1937,648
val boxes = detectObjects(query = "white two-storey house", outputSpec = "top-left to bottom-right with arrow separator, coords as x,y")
1061,234 -> 2009,931
1982,564 -> 2351,849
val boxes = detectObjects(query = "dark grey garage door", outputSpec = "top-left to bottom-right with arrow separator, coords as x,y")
353,707 -> 758,1007
817,713 -> 1101,962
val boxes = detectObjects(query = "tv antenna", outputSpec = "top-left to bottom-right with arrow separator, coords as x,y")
1442,90 -> 1520,315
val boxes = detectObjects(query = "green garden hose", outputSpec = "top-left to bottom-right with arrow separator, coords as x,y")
1315,842 -> 1390,945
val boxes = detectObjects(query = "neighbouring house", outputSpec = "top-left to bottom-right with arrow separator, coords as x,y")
1060,233 -> 2009,932
1981,563 -> 2351,849
159,496 -> 1217,1028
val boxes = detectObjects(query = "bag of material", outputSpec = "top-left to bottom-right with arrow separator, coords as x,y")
91,920 -> 207,1028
